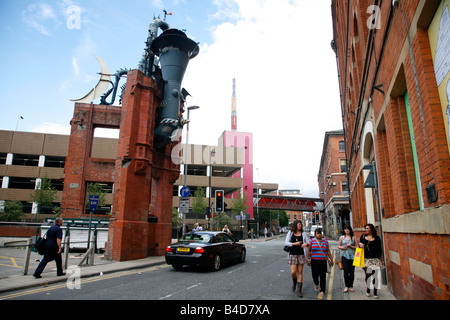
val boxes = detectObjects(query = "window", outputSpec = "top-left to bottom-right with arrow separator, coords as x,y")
340,159 -> 347,173
342,181 -> 349,196
339,141 -> 345,152
12,154 -> 39,167
44,156 -> 66,168
8,177 -> 36,189
0,153 -> 7,165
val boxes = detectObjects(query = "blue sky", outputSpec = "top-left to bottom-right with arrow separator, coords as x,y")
0,0 -> 342,197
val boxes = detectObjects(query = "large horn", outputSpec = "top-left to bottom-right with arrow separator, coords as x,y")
151,29 -> 199,149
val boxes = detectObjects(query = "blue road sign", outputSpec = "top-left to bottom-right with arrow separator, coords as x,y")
180,186 -> 190,197
89,195 -> 99,212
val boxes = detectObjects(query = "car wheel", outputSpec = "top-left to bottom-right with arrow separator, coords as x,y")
239,249 -> 246,263
212,255 -> 221,271
172,264 -> 183,271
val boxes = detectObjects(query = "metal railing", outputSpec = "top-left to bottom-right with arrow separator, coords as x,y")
2,230 -> 98,276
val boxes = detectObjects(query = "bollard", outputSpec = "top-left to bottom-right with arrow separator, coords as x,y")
64,234 -> 70,270
23,238 -> 32,275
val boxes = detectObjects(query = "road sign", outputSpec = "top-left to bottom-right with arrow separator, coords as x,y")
89,195 -> 99,212
180,186 -> 190,197
179,197 -> 190,214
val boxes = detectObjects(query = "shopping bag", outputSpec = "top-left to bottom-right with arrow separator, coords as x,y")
35,236 -> 47,255
353,248 -> 365,268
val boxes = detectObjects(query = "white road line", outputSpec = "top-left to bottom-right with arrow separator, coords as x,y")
159,283 -> 202,300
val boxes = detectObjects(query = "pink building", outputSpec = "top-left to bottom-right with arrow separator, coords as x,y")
219,130 -> 254,217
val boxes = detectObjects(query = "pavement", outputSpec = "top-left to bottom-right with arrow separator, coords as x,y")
0,235 -> 396,300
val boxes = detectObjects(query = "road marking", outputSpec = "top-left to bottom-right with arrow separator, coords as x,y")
0,264 -> 170,300
326,251 -> 336,300
227,266 -> 244,274
0,256 -> 22,268
316,250 -> 336,300
159,282 -> 202,300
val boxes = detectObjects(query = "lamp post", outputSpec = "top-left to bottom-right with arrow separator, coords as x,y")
257,183 -> 261,239
208,148 -> 215,230
182,105 -> 199,236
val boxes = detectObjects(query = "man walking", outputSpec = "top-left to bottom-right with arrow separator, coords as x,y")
33,218 -> 65,278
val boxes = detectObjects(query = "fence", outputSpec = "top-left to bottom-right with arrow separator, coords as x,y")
2,229 -> 99,276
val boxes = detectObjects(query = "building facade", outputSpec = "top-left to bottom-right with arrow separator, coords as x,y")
0,129 -> 276,219
318,130 -> 351,240
332,0 -> 450,299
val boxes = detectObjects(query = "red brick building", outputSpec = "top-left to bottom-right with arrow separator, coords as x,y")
318,130 -> 351,239
331,0 -> 450,299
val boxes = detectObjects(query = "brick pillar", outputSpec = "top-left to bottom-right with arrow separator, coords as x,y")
106,70 -> 180,261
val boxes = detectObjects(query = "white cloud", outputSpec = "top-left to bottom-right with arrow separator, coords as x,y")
183,0 -> 341,197
32,122 -> 71,135
21,3 -> 59,36
72,57 -> 80,77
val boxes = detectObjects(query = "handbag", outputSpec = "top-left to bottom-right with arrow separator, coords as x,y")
353,247 -> 365,268
283,246 -> 290,253
35,231 -> 48,255
336,250 -> 344,270
326,259 -> 332,273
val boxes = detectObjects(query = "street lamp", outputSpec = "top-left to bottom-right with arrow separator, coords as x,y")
208,148 -> 215,230
257,183 -> 261,239
182,105 -> 200,236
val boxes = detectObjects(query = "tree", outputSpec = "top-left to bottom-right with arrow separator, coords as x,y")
30,175 -> 57,214
0,200 -> 25,222
231,190 -> 249,217
86,183 -> 107,208
192,187 -> 207,220
216,212 -> 231,230
172,208 -> 182,227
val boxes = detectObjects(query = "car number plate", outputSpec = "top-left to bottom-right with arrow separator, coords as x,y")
177,247 -> 190,253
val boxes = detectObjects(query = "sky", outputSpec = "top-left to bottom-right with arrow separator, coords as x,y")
0,0 -> 343,198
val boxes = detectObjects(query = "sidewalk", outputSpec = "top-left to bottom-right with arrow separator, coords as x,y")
0,251 -> 167,295
329,240 -> 396,300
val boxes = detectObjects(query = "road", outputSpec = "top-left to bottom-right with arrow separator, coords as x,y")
1,236 -> 345,302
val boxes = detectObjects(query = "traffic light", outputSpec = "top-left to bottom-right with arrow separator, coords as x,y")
215,190 -> 224,212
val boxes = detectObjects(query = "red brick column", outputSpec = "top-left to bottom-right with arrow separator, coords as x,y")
106,70 -> 180,261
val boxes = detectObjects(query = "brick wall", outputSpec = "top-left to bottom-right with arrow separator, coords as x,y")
0,223 -> 39,238
332,0 -> 450,299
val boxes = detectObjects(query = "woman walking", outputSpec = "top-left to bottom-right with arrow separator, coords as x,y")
338,224 -> 357,293
284,220 -> 309,297
359,223 -> 384,298
307,228 -> 333,297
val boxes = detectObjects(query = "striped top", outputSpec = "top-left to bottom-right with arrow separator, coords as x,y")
309,238 -> 329,260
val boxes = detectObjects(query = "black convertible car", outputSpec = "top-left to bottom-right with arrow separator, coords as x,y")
165,231 -> 246,271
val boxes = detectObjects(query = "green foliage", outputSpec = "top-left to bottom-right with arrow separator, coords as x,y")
0,200 -> 25,222
172,208 -> 182,227
255,208 -> 289,227
86,183 -> 107,208
192,187 -> 207,217
231,190 -> 249,216
30,175 -> 57,214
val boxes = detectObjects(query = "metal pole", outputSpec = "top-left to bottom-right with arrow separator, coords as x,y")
86,211 -> 92,265
182,106 -> 199,236
257,186 -> 260,239
22,238 -> 32,275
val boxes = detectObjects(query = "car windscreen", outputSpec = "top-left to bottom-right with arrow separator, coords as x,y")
180,233 -> 212,243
